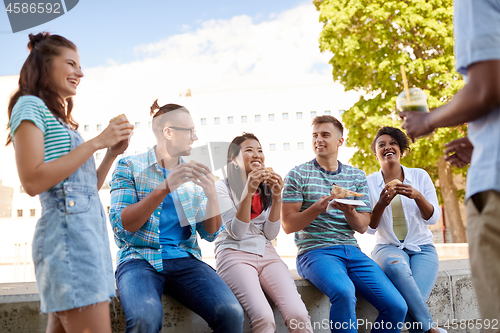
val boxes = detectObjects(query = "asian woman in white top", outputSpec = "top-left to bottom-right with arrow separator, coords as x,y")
215,133 -> 312,333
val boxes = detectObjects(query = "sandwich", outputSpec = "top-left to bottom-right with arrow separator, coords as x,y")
265,167 -> 274,173
386,179 -> 402,189
109,114 -> 128,124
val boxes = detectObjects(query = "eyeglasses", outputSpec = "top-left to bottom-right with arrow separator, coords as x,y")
165,126 -> 197,139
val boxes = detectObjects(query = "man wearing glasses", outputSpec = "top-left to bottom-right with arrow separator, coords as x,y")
109,101 -> 244,333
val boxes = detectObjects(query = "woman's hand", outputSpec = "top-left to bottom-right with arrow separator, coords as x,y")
268,172 -> 284,200
93,121 -> 134,151
378,184 -> 397,207
394,183 -> 421,200
246,167 -> 269,195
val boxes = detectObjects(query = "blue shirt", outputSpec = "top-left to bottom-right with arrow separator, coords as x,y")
159,168 -> 190,259
110,146 -> 223,272
454,0 -> 500,200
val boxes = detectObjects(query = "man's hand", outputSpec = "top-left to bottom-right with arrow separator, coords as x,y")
400,111 -> 434,142
164,163 -> 196,192
312,195 -> 335,214
444,137 -> 473,168
329,200 -> 356,215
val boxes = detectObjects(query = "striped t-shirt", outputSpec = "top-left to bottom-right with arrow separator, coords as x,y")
282,159 -> 372,256
9,95 -> 71,162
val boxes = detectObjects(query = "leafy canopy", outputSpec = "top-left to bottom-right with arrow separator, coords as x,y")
315,0 -> 467,201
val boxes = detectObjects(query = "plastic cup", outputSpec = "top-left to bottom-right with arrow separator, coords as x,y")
396,88 -> 429,113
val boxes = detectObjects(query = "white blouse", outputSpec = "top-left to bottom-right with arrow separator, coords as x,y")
366,166 -> 441,251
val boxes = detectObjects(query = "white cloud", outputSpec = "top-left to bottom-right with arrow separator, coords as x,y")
73,3 -> 348,122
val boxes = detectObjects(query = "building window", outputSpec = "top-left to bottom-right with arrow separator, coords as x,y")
324,110 -> 331,115
214,146 -> 221,154
269,114 -> 275,121
310,111 -> 317,118
148,121 -> 152,128
30,209 -> 36,217
135,122 -> 141,129
297,142 -> 304,150
84,125 -> 90,132
201,118 -> 207,125
270,143 -> 276,151
296,112 -> 303,120
96,152 -> 102,160
201,147 -> 208,155
255,115 -> 261,122
214,117 -> 220,125
228,116 -> 234,124
339,109 -> 345,117
282,113 -> 289,120
96,124 -> 102,131
241,116 -> 248,123
283,143 -> 290,151
17,209 -> 23,217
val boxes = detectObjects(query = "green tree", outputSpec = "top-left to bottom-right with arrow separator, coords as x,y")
315,0 -> 467,242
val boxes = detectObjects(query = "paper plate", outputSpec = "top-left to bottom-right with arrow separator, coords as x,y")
328,199 -> 366,207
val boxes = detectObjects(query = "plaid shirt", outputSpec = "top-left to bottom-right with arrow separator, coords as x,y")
110,146 -> 222,272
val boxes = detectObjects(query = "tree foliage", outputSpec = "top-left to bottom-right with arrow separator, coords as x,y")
315,0 -> 467,202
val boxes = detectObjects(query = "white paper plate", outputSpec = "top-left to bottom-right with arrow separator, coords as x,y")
328,199 -> 366,207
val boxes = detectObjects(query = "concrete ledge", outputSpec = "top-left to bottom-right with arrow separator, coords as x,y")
0,259 -> 480,333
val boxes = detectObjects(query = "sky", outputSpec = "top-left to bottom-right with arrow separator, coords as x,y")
0,0 -> 312,76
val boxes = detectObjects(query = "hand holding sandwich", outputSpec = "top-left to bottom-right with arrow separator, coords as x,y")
97,114 -> 134,157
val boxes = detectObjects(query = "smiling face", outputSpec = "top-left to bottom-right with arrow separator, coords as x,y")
312,122 -> 344,159
49,47 -> 83,100
375,134 -> 402,165
234,139 -> 264,175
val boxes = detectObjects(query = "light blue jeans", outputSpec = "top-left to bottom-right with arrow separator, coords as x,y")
297,245 -> 407,333
372,244 -> 439,333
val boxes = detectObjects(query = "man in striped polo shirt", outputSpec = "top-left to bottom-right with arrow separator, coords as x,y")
282,116 -> 407,332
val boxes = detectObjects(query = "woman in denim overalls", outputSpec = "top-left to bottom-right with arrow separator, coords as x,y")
7,33 -> 134,333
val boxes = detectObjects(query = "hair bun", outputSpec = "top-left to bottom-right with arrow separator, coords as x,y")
28,32 -> 50,51
150,99 -> 160,116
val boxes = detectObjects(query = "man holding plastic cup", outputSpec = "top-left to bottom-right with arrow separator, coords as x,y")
109,100 -> 244,333
400,1 -> 500,330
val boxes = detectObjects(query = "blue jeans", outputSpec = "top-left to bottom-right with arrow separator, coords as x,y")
372,244 -> 439,333
115,257 -> 244,333
297,245 -> 407,333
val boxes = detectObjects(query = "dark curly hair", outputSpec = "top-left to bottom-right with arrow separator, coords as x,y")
370,127 -> 410,156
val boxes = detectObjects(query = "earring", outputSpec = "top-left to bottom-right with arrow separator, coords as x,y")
234,164 -> 239,169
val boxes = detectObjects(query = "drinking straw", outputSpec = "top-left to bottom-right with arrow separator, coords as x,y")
400,65 -> 410,101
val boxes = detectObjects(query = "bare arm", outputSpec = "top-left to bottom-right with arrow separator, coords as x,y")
281,195 -> 333,234
14,120 -> 132,196
401,60 -> 500,141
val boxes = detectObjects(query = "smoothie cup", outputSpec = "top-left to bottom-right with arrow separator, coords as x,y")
396,88 -> 429,113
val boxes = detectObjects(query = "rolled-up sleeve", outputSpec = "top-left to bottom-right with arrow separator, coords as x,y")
110,158 -> 138,240
196,188 -> 224,242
